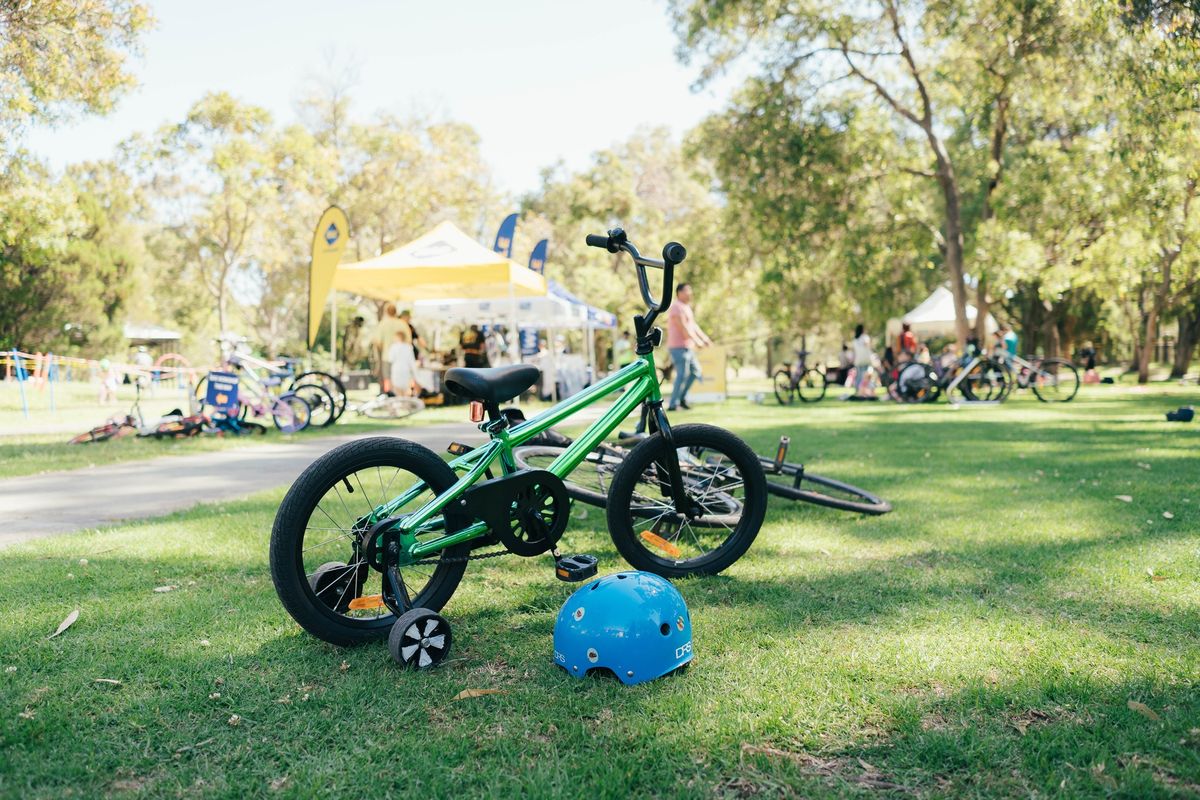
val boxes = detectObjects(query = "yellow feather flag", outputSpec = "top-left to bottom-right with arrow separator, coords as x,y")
307,206 -> 350,349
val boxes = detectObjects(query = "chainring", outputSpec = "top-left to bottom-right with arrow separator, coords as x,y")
462,469 -> 569,557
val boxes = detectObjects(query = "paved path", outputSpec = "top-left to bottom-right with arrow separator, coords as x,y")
0,424 -> 482,548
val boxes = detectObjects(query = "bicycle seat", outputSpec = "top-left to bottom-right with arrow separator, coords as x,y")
444,364 -> 541,405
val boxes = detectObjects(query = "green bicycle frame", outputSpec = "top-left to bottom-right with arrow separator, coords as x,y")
370,352 -> 664,565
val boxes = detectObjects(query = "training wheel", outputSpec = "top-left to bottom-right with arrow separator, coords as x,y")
388,608 -> 452,669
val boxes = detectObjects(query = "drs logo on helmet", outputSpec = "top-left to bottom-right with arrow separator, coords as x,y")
324,223 -> 339,246
554,650 -> 566,664
675,640 -> 693,660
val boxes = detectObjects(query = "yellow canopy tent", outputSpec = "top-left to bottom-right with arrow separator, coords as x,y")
332,220 -> 547,301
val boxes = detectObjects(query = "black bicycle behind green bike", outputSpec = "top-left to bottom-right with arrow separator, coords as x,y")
270,228 -> 768,665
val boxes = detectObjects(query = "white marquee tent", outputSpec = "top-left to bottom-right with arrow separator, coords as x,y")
886,286 -> 997,342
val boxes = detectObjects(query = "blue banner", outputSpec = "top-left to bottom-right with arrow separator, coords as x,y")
519,328 -> 539,357
528,239 -> 548,274
205,371 -> 240,413
492,213 -> 518,258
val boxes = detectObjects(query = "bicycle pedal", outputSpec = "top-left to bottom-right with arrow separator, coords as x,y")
446,441 -> 474,456
555,554 -> 598,582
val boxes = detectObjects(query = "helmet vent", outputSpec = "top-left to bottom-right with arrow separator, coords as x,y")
617,574 -> 627,579
660,623 -> 670,636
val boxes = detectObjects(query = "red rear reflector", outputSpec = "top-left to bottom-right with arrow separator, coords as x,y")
469,401 -> 485,422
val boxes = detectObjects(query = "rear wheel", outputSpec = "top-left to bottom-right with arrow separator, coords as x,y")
960,358 -> 1011,402
605,424 -> 767,577
292,384 -> 337,427
270,437 -> 469,646
1030,358 -> 1079,403
772,369 -> 796,405
512,444 -> 625,508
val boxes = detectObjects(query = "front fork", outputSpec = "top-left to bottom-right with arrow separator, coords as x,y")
642,399 -> 697,517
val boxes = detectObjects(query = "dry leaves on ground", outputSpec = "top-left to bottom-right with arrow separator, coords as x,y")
48,609 -> 79,639
451,688 -> 508,701
1127,700 -> 1161,721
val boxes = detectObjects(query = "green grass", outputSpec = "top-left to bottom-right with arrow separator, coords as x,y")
1,387 -> 1198,798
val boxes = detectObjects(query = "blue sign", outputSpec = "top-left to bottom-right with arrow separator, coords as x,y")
492,212 -> 518,258
324,222 -> 339,245
528,239 -> 548,274
519,328 -> 539,357
205,371 -> 240,413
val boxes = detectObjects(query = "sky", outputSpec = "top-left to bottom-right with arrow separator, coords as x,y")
26,0 -> 738,197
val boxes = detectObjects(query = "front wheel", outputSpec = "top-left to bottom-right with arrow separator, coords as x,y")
291,371 -> 348,421
796,368 -> 827,402
1030,358 -> 1080,403
605,424 -> 767,578
272,393 -> 312,433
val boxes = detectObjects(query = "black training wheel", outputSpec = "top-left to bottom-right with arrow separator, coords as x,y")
388,608 -> 452,669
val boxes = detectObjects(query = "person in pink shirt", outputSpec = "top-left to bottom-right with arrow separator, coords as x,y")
666,282 -> 713,410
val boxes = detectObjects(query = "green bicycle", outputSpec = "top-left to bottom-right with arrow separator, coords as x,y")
269,228 -> 768,661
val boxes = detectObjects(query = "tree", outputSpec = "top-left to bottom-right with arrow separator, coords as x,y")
0,0 -> 152,147
671,0 -> 1092,347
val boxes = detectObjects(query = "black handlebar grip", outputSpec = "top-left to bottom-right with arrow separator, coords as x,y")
663,242 -> 687,265
585,234 -> 611,250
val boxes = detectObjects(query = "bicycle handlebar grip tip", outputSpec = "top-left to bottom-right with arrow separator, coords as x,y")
585,234 -> 612,250
663,242 -> 687,265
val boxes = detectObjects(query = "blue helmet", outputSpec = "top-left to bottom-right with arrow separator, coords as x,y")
553,571 -> 693,685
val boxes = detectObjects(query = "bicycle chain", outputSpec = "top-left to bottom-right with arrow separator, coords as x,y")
409,548 -> 512,566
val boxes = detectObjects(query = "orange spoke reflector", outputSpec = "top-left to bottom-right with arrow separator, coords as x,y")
347,595 -> 385,610
469,401 -> 485,422
640,531 -> 682,558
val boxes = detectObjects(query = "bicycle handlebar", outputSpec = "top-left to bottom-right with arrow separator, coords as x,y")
585,227 -> 686,319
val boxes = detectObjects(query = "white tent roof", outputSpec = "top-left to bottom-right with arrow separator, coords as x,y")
410,293 -> 588,329
886,286 -> 998,340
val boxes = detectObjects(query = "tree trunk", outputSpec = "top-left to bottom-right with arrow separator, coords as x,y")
1170,303 -> 1199,378
933,152 -> 970,348
1138,305 -> 1158,384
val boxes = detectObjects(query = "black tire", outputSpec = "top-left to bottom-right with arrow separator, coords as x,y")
511,444 -> 626,508
291,371 -> 348,421
270,437 -> 469,646
960,358 -> 1011,402
895,362 -> 939,404
796,367 -> 827,403
272,393 -> 311,432
760,462 -> 892,515
772,369 -> 795,406
1029,358 -> 1079,403
605,424 -> 767,578
388,608 -> 452,669
292,383 -> 337,427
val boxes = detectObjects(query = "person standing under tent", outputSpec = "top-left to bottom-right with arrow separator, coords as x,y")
373,303 -> 405,394
896,322 -> 917,362
399,309 -> 427,363
666,282 -> 713,411
386,327 -> 416,398
460,324 -> 488,368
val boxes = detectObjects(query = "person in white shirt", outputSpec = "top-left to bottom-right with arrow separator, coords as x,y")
852,324 -> 874,396
386,328 -> 415,397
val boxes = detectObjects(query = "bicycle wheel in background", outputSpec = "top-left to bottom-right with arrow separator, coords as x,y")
960,358 -> 1011,402
292,383 -> 337,427
759,461 -> 892,515
1030,358 -> 1080,403
291,371 -> 348,421
772,369 -> 796,405
605,424 -> 767,578
362,396 -> 425,420
796,368 -> 827,402
272,393 -> 312,433
512,444 -> 627,508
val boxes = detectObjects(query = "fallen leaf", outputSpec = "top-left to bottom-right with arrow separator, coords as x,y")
451,688 -> 508,701
199,639 -> 211,647
1163,511 -> 1175,520
48,609 -> 80,639
1127,700 -> 1160,721
18,709 -> 35,720
153,585 -> 177,593
339,660 -> 350,672
227,714 -> 241,726
1115,495 -> 1133,503
78,558 -> 88,567
93,678 -> 122,687
269,776 -> 290,792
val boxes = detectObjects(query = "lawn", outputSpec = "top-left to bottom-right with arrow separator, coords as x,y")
1,387 -> 1198,798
